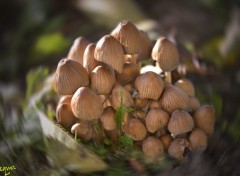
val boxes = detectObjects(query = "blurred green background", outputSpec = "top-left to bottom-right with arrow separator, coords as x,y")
1,0 -> 240,175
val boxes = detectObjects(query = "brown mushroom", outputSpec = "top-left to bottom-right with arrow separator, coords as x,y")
168,110 -> 194,137
100,106 -> 117,131
188,128 -> 207,150
193,105 -> 215,136
71,121 -> 93,141
168,138 -> 189,160
90,64 -> 115,95
135,71 -> 164,100
110,84 -> 134,109
54,58 -> 89,95
94,35 -> 125,73
142,136 -> 164,159
111,20 -> 142,54
174,78 -> 195,97
68,36 -> 90,65
71,87 -> 103,121
145,108 -> 169,133
124,118 -> 147,141
83,43 -> 99,73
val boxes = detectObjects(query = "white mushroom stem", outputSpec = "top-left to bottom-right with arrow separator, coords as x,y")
165,71 -> 172,83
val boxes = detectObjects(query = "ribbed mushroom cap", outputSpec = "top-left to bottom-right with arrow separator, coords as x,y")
110,84 -> 134,109
90,64 -> 115,95
142,136 -> 164,159
174,78 -> 195,97
145,108 -> 169,133
71,87 -> 103,121
149,100 -> 161,109
83,43 -> 99,73
159,84 -> 190,113
160,134 -> 173,152
168,138 -> 189,160
111,20 -> 141,54
56,103 -> 76,129
152,37 -> 180,72
136,30 -> 152,62
135,71 -> 164,100
168,110 -> 194,137
100,106 -> 116,131
124,118 -> 147,141
116,62 -> 140,84
193,105 -> 215,136
94,35 -> 125,73
188,128 -> 207,150
54,59 -> 89,95
68,36 -> 89,65
71,121 -> 93,141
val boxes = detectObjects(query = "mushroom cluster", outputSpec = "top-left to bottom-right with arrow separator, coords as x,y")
53,20 -> 215,160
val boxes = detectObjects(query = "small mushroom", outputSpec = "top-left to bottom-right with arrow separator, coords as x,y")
145,108 -> 169,133
159,84 -> 190,113
71,121 -> 93,141
100,106 -> 117,131
168,110 -> 194,137
56,103 -> 76,129
136,30 -> 152,62
90,64 -> 115,95
135,72 -> 164,100
193,105 -> 215,136
124,118 -> 147,141
188,128 -> 207,150
111,20 -> 142,54
68,36 -> 90,65
54,58 -> 89,95
142,136 -> 164,159
83,43 -> 99,73
174,78 -> 195,97
110,84 -> 134,109
134,98 -> 149,110
71,87 -> 103,121
151,37 -> 180,72
94,35 -> 125,73
168,138 -> 189,160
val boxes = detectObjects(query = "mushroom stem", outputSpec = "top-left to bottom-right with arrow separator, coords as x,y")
165,71 -> 172,83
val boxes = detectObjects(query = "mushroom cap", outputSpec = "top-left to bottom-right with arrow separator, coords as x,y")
193,105 -> 215,136
159,84 -> 190,113
174,78 -> 195,97
188,128 -> 207,150
116,62 -> 140,84
134,98 -> 149,110
100,106 -> 117,131
94,35 -> 125,73
135,71 -> 164,100
151,37 -> 180,72
124,118 -> 147,141
90,64 -> 115,95
56,103 -> 76,129
71,121 -> 93,141
168,110 -> 194,137
54,58 -> 89,95
136,30 -> 152,62
168,138 -> 189,160
68,36 -> 89,65
111,20 -> 142,54
83,43 -> 99,73
145,108 -> 169,133
110,84 -> 134,109
142,136 -> 164,159
71,87 -> 103,121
